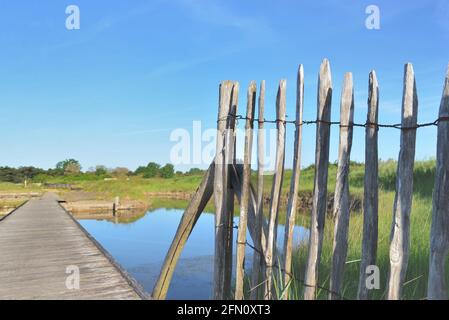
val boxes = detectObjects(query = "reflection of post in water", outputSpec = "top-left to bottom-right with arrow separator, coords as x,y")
113,196 -> 120,217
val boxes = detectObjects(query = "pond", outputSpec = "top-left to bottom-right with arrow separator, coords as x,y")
78,207 -> 309,300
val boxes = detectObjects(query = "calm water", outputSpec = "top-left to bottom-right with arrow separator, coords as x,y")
79,208 -> 309,300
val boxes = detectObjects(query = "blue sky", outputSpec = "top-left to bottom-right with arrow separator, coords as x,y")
0,0 -> 448,171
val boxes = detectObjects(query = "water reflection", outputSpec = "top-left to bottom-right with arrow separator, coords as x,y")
78,208 -> 309,300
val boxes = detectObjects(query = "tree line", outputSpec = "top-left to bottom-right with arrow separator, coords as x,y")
0,159 -> 205,183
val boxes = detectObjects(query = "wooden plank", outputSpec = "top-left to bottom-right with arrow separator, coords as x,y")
264,80 -> 287,300
223,82 -> 239,299
304,58 -> 333,300
357,70 -> 379,300
152,163 -> 215,300
282,65 -> 304,300
0,193 -> 143,300
387,63 -> 418,300
427,65 -> 449,300
250,80 -> 266,300
230,164 -> 269,258
235,81 -> 257,300
329,72 -> 355,300
213,80 -> 233,300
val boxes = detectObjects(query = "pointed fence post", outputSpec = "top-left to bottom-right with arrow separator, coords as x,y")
387,63 -> 418,300
250,80 -> 266,300
428,65 -> 449,300
357,71 -> 379,300
282,65 -> 304,299
214,80 -> 234,300
329,72 -> 354,300
304,59 -> 332,300
223,83 -> 239,299
235,82 -> 257,300
264,80 -> 287,300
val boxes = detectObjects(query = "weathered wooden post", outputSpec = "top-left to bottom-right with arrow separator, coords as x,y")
264,80 -> 287,300
152,164 -> 215,299
304,58 -> 332,300
214,80 -> 235,300
282,65 -> 304,299
235,82 -> 257,300
428,65 -> 449,300
329,72 -> 354,300
113,196 -> 120,216
250,80 -> 266,300
357,71 -> 379,300
223,83 -> 239,298
387,63 -> 418,300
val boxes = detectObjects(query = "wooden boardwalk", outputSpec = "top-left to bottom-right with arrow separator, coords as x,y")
0,193 -> 147,300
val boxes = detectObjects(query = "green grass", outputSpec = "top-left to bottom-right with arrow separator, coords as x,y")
278,160 -> 437,300
0,182 -> 43,193
283,192 -> 433,300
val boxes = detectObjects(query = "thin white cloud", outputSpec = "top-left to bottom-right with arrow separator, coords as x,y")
179,0 -> 274,36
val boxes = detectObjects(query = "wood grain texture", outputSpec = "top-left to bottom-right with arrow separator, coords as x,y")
282,65 -> 304,299
250,80 -> 266,300
387,63 -> 418,300
213,81 -> 233,300
235,81 -> 256,300
329,72 -> 354,300
264,80 -> 287,300
230,164 -> 269,259
304,59 -> 332,300
152,163 -> 215,300
0,193 -> 143,300
357,71 -> 379,300
223,82 -> 239,299
428,65 -> 449,300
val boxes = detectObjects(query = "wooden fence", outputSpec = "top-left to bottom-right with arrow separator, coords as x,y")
152,59 -> 449,300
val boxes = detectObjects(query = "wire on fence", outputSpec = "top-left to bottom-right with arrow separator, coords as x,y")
234,226 -> 349,300
218,114 -> 449,131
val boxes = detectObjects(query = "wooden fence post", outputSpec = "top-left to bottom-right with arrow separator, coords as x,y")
231,165 -> 269,255
235,81 -> 257,299
304,58 -> 332,300
282,65 -> 304,299
387,63 -> 418,300
264,80 -> 287,300
214,80 -> 234,300
329,72 -> 354,299
357,71 -> 379,300
427,65 -> 449,300
152,163 -> 215,299
223,83 -> 239,298
250,80 -> 266,300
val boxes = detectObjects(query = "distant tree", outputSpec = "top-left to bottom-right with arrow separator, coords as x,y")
143,162 -> 161,178
160,164 -> 174,179
56,159 -> 81,175
95,165 -> 108,176
0,166 -> 45,183
111,167 -> 130,177
187,168 -> 204,176
18,166 -> 45,180
0,167 -> 20,183
134,166 -> 146,176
